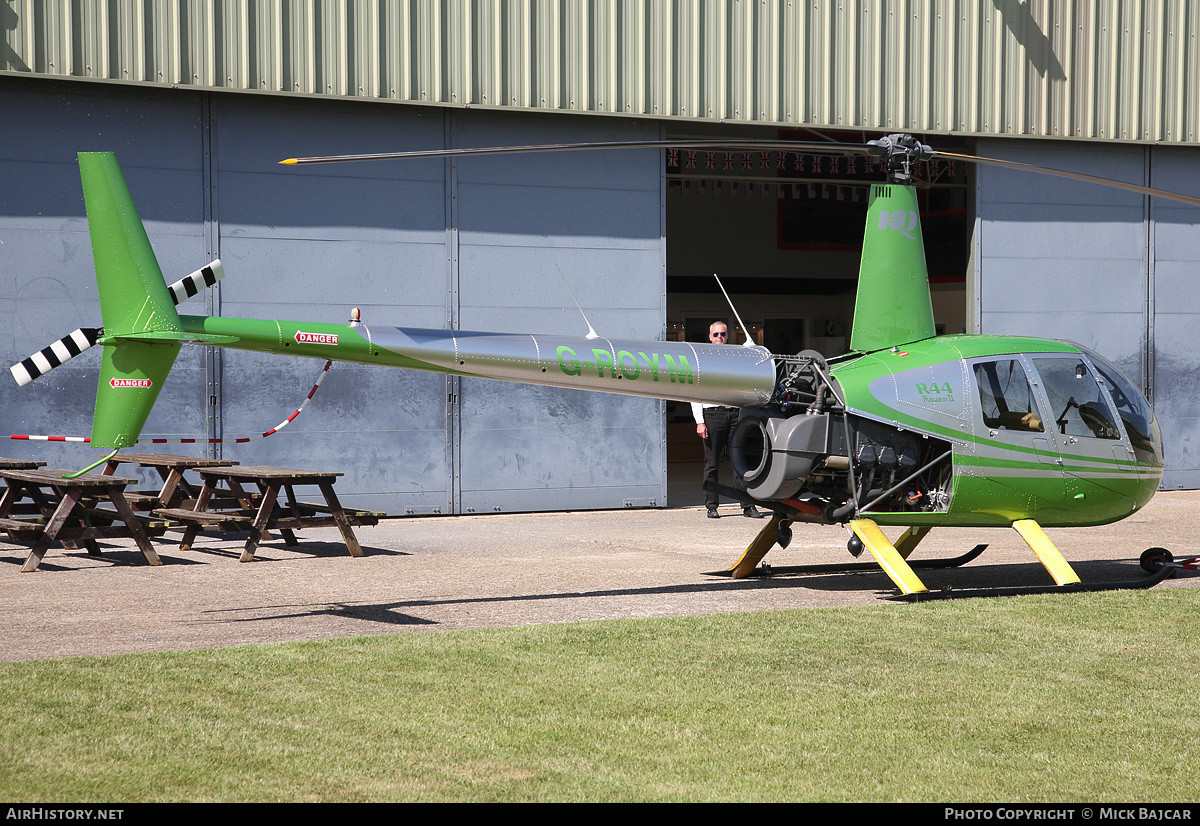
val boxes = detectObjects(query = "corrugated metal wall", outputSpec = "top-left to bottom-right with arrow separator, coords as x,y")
4,0 -> 1197,144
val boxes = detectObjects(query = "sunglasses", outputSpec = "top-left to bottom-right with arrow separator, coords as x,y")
711,331 -> 728,337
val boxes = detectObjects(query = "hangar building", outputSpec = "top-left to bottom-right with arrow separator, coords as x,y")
2,1 -> 1199,513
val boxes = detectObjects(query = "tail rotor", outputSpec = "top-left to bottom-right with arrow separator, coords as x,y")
7,258 -> 223,389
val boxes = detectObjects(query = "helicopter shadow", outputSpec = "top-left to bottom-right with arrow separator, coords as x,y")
197,572 -> 886,631
193,557 -> 1170,633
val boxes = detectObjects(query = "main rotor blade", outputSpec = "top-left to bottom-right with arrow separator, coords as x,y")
280,139 -> 871,166
935,150 -> 1200,208
279,134 -> 1200,208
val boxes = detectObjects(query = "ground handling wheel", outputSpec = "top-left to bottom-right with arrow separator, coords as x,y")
1140,547 -> 1175,575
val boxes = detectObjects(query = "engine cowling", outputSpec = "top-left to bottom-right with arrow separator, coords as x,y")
730,410 -> 844,500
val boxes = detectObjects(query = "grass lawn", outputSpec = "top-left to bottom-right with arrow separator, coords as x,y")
2,588 -> 1197,802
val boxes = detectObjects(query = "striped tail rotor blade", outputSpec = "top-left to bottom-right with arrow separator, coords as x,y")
166,259 -> 224,305
10,328 -> 102,387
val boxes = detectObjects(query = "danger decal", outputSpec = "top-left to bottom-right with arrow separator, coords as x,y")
295,331 -> 339,345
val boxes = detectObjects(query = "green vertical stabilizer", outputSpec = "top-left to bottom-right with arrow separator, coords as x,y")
79,153 -> 183,448
849,184 -> 937,353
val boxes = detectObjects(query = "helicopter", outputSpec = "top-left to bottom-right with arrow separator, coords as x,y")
10,133 -> 1198,599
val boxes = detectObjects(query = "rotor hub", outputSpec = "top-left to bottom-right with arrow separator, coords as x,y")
866,133 -> 934,185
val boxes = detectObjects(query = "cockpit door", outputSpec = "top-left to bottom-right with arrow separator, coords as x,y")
1026,355 -> 1133,516
966,357 -> 1066,521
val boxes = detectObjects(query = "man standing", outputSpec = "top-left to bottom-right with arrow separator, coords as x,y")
691,321 -> 765,520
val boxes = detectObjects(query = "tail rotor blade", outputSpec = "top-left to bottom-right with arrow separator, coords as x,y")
166,259 -> 224,305
10,328 -> 102,387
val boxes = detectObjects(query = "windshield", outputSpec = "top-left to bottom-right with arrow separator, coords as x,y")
1078,348 -> 1163,465
1032,357 -> 1121,440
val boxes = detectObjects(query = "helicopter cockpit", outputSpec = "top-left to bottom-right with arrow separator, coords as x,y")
1032,357 -> 1121,440
972,348 -> 1163,470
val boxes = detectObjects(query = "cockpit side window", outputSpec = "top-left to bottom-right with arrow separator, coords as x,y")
1032,358 -> 1121,440
973,360 -> 1044,433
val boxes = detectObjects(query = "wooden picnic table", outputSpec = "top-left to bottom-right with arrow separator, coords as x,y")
153,465 -> 381,562
0,467 -> 164,572
0,458 -> 47,470
102,452 -> 238,510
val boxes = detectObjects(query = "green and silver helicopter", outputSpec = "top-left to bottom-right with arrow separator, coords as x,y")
11,134 -> 1197,599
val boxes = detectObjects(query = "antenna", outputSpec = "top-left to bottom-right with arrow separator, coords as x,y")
557,265 -> 599,339
713,273 -> 756,348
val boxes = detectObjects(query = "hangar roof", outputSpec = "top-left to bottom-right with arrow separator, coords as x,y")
3,0 -> 1196,145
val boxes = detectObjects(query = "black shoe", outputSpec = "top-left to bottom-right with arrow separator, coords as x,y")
707,508 -> 720,519
743,506 -> 766,519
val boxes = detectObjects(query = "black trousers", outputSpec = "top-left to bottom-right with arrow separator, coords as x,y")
701,406 -> 744,510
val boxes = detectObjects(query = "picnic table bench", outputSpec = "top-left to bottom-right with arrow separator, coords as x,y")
152,465 -> 382,562
0,467 -> 165,572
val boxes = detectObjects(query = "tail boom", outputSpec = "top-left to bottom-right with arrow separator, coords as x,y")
178,315 -> 777,408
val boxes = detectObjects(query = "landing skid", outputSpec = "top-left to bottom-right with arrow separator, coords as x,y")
707,544 -> 987,579
889,563 -> 1174,602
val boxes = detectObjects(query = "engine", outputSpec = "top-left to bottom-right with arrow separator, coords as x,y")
729,350 -> 952,519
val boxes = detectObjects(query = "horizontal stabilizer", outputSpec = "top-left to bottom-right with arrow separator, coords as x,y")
111,330 -> 239,345
167,259 -> 224,305
10,328 -> 101,387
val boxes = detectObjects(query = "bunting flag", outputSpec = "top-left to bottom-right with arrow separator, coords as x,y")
662,143 -> 898,204
664,177 -> 877,203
